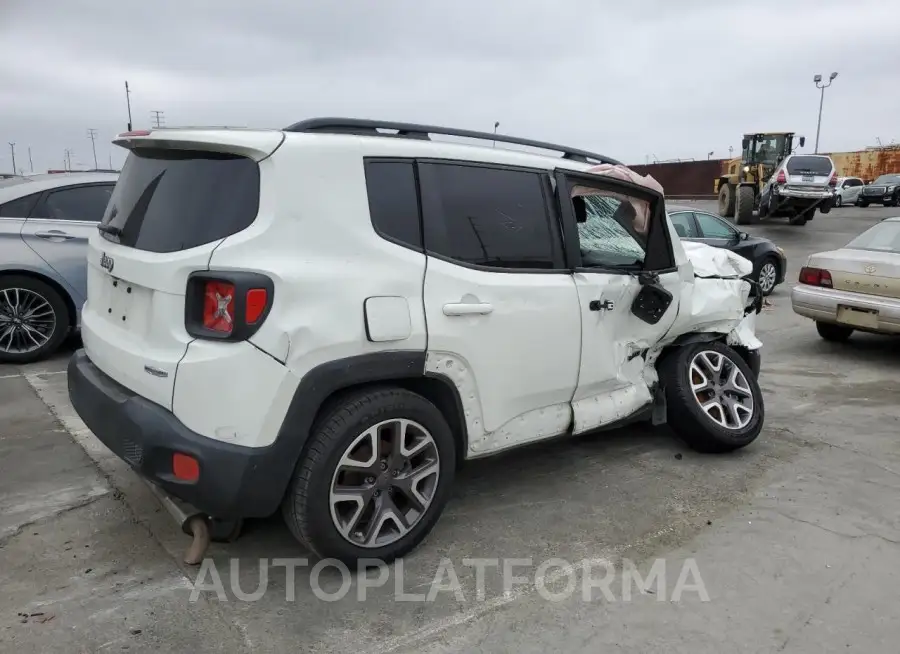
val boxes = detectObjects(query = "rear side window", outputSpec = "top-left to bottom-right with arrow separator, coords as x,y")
100,148 -> 260,253
786,156 -> 832,176
33,185 -> 114,222
364,160 -> 422,250
0,192 -> 41,218
418,163 -> 560,270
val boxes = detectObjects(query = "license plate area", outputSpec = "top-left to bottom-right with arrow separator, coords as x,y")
802,175 -> 814,182
837,305 -> 879,329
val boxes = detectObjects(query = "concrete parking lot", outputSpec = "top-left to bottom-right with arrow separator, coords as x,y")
2,203 -> 899,653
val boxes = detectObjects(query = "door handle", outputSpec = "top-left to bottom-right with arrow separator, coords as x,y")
442,302 -> 494,316
35,230 -> 75,241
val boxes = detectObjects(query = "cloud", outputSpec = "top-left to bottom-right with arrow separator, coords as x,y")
1,0 -> 896,173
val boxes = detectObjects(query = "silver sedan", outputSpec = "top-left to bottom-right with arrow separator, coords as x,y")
792,217 -> 900,340
0,172 -> 118,362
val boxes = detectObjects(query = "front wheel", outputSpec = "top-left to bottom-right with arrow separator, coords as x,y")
857,199 -> 869,208
0,275 -> 71,364
660,341 -> 764,453
282,388 -> 456,565
735,185 -> 755,225
834,195 -> 843,207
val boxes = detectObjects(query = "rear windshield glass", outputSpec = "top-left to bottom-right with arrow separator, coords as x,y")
846,221 -> 900,253
100,148 -> 259,253
786,156 -> 832,176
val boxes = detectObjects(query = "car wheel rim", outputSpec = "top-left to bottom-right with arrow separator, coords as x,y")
0,288 -> 56,354
329,418 -> 440,548
758,262 -> 777,294
689,350 -> 754,430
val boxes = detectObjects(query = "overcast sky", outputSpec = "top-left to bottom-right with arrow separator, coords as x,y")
1,0 -> 897,173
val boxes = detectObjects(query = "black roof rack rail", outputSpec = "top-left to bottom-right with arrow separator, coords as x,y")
283,118 -> 621,165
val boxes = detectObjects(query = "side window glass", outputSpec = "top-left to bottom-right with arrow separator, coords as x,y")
364,160 -> 422,250
669,212 -> 699,238
695,213 -> 736,239
38,185 -> 114,222
570,189 -> 646,269
419,163 -> 559,270
0,192 -> 41,218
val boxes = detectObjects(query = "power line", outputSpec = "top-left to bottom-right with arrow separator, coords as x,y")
87,129 -> 99,169
150,110 -> 165,128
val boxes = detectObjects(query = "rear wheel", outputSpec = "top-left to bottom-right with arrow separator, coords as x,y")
816,322 -> 853,342
718,183 -> 735,217
735,185 -> 755,225
0,276 -> 70,364
660,341 -> 764,453
282,388 -> 456,565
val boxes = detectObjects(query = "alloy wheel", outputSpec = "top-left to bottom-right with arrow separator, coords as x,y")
329,418 -> 440,548
689,350 -> 754,430
0,288 -> 57,355
758,262 -> 778,295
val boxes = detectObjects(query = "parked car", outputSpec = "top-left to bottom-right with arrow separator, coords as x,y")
0,172 -> 118,362
792,217 -> 900,341
832,176 -> 865,207
757,154 -> 836,225
668,205 -> 787,296
857,173 -> 900,207
67,120 -> 764,564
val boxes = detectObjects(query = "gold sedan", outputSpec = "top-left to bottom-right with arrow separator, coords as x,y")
792,217 -> 900,340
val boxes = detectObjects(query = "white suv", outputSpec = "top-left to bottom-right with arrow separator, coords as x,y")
68,119 -> 765,564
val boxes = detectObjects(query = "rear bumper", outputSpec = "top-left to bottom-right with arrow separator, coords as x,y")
775,186 -> 833,202
791,285 -> 900,334
67,349 -> 288,519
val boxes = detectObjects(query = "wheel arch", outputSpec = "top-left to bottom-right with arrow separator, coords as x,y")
0,268 -> 78,328
270,351 -> 469,510
657,332 -> 761,378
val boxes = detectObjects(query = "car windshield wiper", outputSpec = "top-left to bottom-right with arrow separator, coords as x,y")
98,224 -> 122,237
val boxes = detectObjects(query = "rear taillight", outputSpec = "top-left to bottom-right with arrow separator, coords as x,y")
776,170 -> 786,184
828,171 -> 838,186
186,272 -> 273,340
798,266 -> 833,288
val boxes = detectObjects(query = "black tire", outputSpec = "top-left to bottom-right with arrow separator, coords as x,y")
0,275 -> 71,364
660,340 -> 764,453
282,387 -> 457,565
834,195 -> 842,207
857,200 -> 869,208
788,213 -> 808,226
718,183 -> 735,217
816,322 -> 853,342
735,185 -> 755,225
890,194 -> 900,208
757,192 -> 769,218
755,256 -> 779,296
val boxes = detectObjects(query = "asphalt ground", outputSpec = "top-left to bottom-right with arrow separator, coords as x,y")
2,202 -> 899,653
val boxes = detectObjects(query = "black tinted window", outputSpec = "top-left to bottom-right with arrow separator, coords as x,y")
695,212 -> 736,239
786,156 -> 832,176
419,163 -> 558,269
364,160 -> 422,250
34,185 -> 114,222
0,191 -> 41,218
100,148 -> 259,253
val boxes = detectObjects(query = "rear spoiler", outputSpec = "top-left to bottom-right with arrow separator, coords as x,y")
113,128 -> 285,163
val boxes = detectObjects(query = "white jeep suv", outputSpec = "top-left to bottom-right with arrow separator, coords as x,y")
68,118 -> 765,564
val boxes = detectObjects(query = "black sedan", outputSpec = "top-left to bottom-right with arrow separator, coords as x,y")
668,204 -> 787,295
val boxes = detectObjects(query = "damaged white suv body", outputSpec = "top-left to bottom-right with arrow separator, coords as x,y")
68,119 -> 764,564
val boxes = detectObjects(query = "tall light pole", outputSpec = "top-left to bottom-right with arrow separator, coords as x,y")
492,121 -> 499,147
813,72 -> 838,154
28,147 -> 33,172
87,129 -> 99,169
8,143 -> 15,174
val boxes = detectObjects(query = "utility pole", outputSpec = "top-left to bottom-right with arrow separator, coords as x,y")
28,147 -> 33,172
8,143 -> 16,174
125,80 -> 133,131
108,153 -> 113,169
63,149 -> 73,171
150,110 -> 165,129
813,72 -> 838,154
87,129 -> 99,169
492,121 -> 499,147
